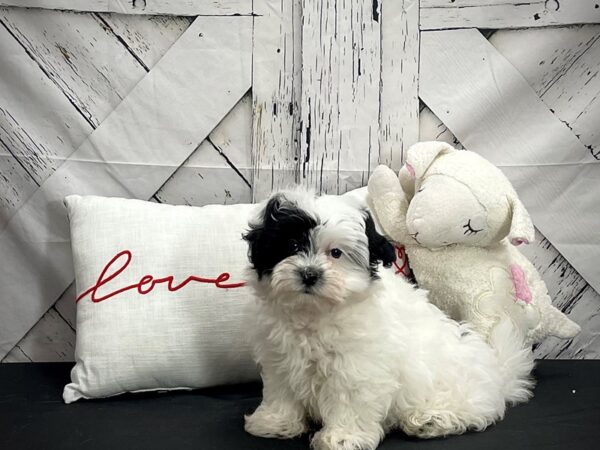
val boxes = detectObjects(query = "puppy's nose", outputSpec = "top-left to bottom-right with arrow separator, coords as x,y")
301,267 -> 321,287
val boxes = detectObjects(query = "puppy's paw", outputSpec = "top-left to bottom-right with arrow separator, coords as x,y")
400,411 -> 467,439
244,406 -> 307,439
310,428 -> 380,450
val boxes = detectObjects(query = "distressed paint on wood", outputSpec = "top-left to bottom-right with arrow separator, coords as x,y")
97,13 -> 194,70
0,18 -> 92,184
0,7 -> 148,131
1,13 -> 197,363
491,28 -> 600,358
419,29 -> 600,358
420,28 -> 600,295
299,0 -> 381,195
420,0 -> 600,30
521,232 -> 600,359
419,103 -> 463,149
0,308 -> 75,363
53,284 -> 77,331
0,7 -> 193,234
0,0 -> 252,16
0,148 -> 37,230
0,16 -> 252,359
251,0 -> 303,201
378,0 -> 420,170
7,288 -> 76,362
156,91 -> 253,206
491,25 -> 600,98
0,12 -> 197,362
490,25 -> 600,159
0,18 -> 93,236
2,283 -> 77,362
7,90 -> 254,364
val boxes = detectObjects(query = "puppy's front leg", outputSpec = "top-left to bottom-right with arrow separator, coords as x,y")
245,365 -> 307,439
311,381 -> 387,450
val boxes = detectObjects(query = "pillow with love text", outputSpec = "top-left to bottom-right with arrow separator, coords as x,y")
63,195 -> 259,403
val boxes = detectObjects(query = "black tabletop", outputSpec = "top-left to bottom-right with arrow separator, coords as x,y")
0,360 -> 598,450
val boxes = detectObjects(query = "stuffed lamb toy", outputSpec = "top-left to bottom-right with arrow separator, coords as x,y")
368,141 -> 580,345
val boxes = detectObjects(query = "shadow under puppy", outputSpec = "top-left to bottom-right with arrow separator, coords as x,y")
243,189 -> 534,450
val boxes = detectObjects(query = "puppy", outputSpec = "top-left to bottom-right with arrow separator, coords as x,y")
243,189 -> 534,450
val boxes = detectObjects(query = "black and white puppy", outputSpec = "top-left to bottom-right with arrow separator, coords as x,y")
243,189 -> 533,450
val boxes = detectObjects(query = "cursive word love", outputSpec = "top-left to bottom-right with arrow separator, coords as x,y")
76,249 -> 246,303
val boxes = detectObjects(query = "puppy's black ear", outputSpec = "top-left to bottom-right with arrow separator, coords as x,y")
364,212 -> 396,269
243,193 -> 316,279
242,194 -> 284,277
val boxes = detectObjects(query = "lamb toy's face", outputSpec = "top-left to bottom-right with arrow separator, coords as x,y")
406,174 -> 493,248
397,142 -> 535,250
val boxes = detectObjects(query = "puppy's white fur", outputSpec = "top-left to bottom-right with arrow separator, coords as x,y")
244,190 -> 534,450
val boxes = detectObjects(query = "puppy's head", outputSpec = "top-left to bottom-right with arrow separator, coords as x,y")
243,190 -> 395,308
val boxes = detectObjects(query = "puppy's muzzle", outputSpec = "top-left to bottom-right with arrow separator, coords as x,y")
300,267 -> 322,287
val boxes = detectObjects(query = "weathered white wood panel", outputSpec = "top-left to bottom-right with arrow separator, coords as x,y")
53,284 -> 77,330
1,308 -> 75,363
522,232 -> 600,359
156,91 -> 252,206
420,28 -> 600,296
97,13 -> 194,69
420,0 -> 600,30
299,0 -> 381,195
0,7 -> 170,231
0,149 -> 38,229
0,16 -> 252,359
0,18 -> 91,191
483,27 -> 600,358
251,0 -> 302,201
3,284 -> 77,363
1,12 -> 196,362
378,0 -> 419,170
0,7 -> 148,130
491,25 -> 600,98
491,25 -> 600,160
0,0 -> 251,15
3,90 -> 253,363
419,103 -> 463,149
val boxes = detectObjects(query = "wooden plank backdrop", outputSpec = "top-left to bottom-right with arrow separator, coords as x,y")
420,0 -> 600,30
0,13 -> 252,359
251,0 -> 303,201
0,1 -> 598,362
0,0 -> 252,15
420,28 -> 599,293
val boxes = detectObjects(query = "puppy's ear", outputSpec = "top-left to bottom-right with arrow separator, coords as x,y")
364,212 -> 396,269
243,194 -> 284,277
243,193 -> 316,279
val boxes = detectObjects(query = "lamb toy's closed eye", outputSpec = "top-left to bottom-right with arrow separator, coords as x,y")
367,141 -> 580,346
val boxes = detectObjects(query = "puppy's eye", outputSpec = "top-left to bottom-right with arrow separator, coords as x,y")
289,240 -> 300,252
330,248 -> 343,259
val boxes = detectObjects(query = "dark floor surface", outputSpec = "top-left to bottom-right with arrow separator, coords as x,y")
0,360 -> 598,449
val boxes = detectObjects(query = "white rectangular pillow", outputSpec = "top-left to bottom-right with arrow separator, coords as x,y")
63,195 -> 259,403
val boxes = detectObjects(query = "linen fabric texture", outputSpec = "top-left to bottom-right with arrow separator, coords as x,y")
63,195 -> 259,403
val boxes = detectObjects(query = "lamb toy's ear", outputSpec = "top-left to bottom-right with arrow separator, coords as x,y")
507,194 -> 535,246
399,141 -> 455,197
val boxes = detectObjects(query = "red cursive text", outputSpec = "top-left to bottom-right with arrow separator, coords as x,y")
76,249 -> 246,303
